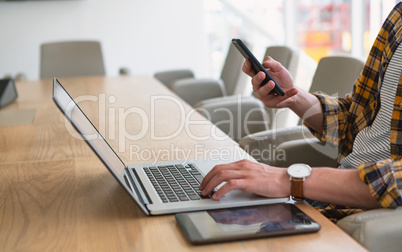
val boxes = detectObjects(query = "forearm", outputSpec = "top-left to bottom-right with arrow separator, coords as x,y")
289,88 -> 323,133
200,160 -> 380,209
304,167 -> 379,209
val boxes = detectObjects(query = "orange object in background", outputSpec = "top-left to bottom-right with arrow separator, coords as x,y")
297,2 -> 351,62
299,31 -> 331,62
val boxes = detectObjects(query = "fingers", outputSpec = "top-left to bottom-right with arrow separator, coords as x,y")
200,164 -> 227,190
262,56 -> 282,72
212,179 -> 246,200
251,72 -> 267,93
275,88 -> 298,107
243,56 -> 282,78
252,77 -> 272,94
245,56 -> 288,98
199,161 -> 242,191
242,59 -> 257,77
199,160 -> 255,198
255,82 -> 298,108
201,169 -> 245,198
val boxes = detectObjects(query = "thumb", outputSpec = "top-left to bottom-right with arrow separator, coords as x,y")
275,88 -> 298,108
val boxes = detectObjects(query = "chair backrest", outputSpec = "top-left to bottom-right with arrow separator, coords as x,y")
220,42 -> 248,96
309,55 -> 364,97
264,46 -> 299,79
259,46 -> 300,129
40,41 -> 105,79
298,55 -> 365,125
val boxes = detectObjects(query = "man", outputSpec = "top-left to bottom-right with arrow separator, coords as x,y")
200,3 -> 402,222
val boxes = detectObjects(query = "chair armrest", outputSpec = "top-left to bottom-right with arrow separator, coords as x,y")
170,78 -> 226,106
337,207 -> 402,252
195,97 -> 295,130
193,94 -> 255,108
239,125 -> 311,150
273,138 -> 338,167
239,126 -> 338,167
154,69 -> 195,87
195,97 -> 269,141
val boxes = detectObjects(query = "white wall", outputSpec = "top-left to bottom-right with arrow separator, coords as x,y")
0,0 -> 207,80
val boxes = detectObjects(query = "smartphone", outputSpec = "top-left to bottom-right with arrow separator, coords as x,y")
232,38 -> 285,96
176,203 -> 320,244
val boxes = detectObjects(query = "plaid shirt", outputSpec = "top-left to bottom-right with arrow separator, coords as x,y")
307,3 -> 402,222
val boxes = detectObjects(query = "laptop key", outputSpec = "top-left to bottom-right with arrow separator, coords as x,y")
192,174 -> 204,184
160,196 -> 169,203
179,196 -> 190,201
144,164 -> 214,203
188,194 -> 200,200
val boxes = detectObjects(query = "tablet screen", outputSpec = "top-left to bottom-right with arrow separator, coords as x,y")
176,203 -> 320,244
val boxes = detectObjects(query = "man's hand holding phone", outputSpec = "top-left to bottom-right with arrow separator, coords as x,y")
243,56 -> 299,110
232,38 -> 298,109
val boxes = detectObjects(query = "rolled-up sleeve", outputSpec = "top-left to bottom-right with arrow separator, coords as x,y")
304,92 -> 352,146
358,159 -> 402,208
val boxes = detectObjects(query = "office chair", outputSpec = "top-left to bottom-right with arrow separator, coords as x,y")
195,97 -> 270,142
290,55 -> 366,125
40,40 -> 105,79
154,42 -> 247,106
154,69 -> 194,88
194,45 -> 300,106
308,55 -> 365,97
193,45 -> 300,138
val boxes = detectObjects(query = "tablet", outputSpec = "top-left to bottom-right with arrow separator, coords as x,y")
175,203 -> 320,244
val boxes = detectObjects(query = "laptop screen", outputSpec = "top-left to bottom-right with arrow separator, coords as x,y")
52,78 -> 148,214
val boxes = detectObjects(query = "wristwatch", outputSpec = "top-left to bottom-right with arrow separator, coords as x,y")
287,164 -> 312,201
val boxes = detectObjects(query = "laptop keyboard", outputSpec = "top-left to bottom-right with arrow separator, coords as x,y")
143,163 -> 214,203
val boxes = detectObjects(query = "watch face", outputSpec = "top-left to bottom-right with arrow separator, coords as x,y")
287,164 -> 312,178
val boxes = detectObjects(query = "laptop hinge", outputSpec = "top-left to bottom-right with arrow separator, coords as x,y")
124,168 -> 152,205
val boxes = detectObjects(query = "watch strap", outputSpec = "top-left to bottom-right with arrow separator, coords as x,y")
290,177 -> 304,201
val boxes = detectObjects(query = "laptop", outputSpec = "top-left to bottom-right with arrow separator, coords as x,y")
52,78 -> 288,215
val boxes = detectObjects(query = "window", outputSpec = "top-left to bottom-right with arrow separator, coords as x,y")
295,0 -> 352,62
203,0 -> 285,78
204,0 -> 400,78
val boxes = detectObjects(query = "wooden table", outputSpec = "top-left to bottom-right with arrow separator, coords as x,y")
0,76 -> 366,251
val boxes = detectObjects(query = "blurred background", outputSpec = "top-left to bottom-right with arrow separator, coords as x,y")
0,0 -> 399,82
